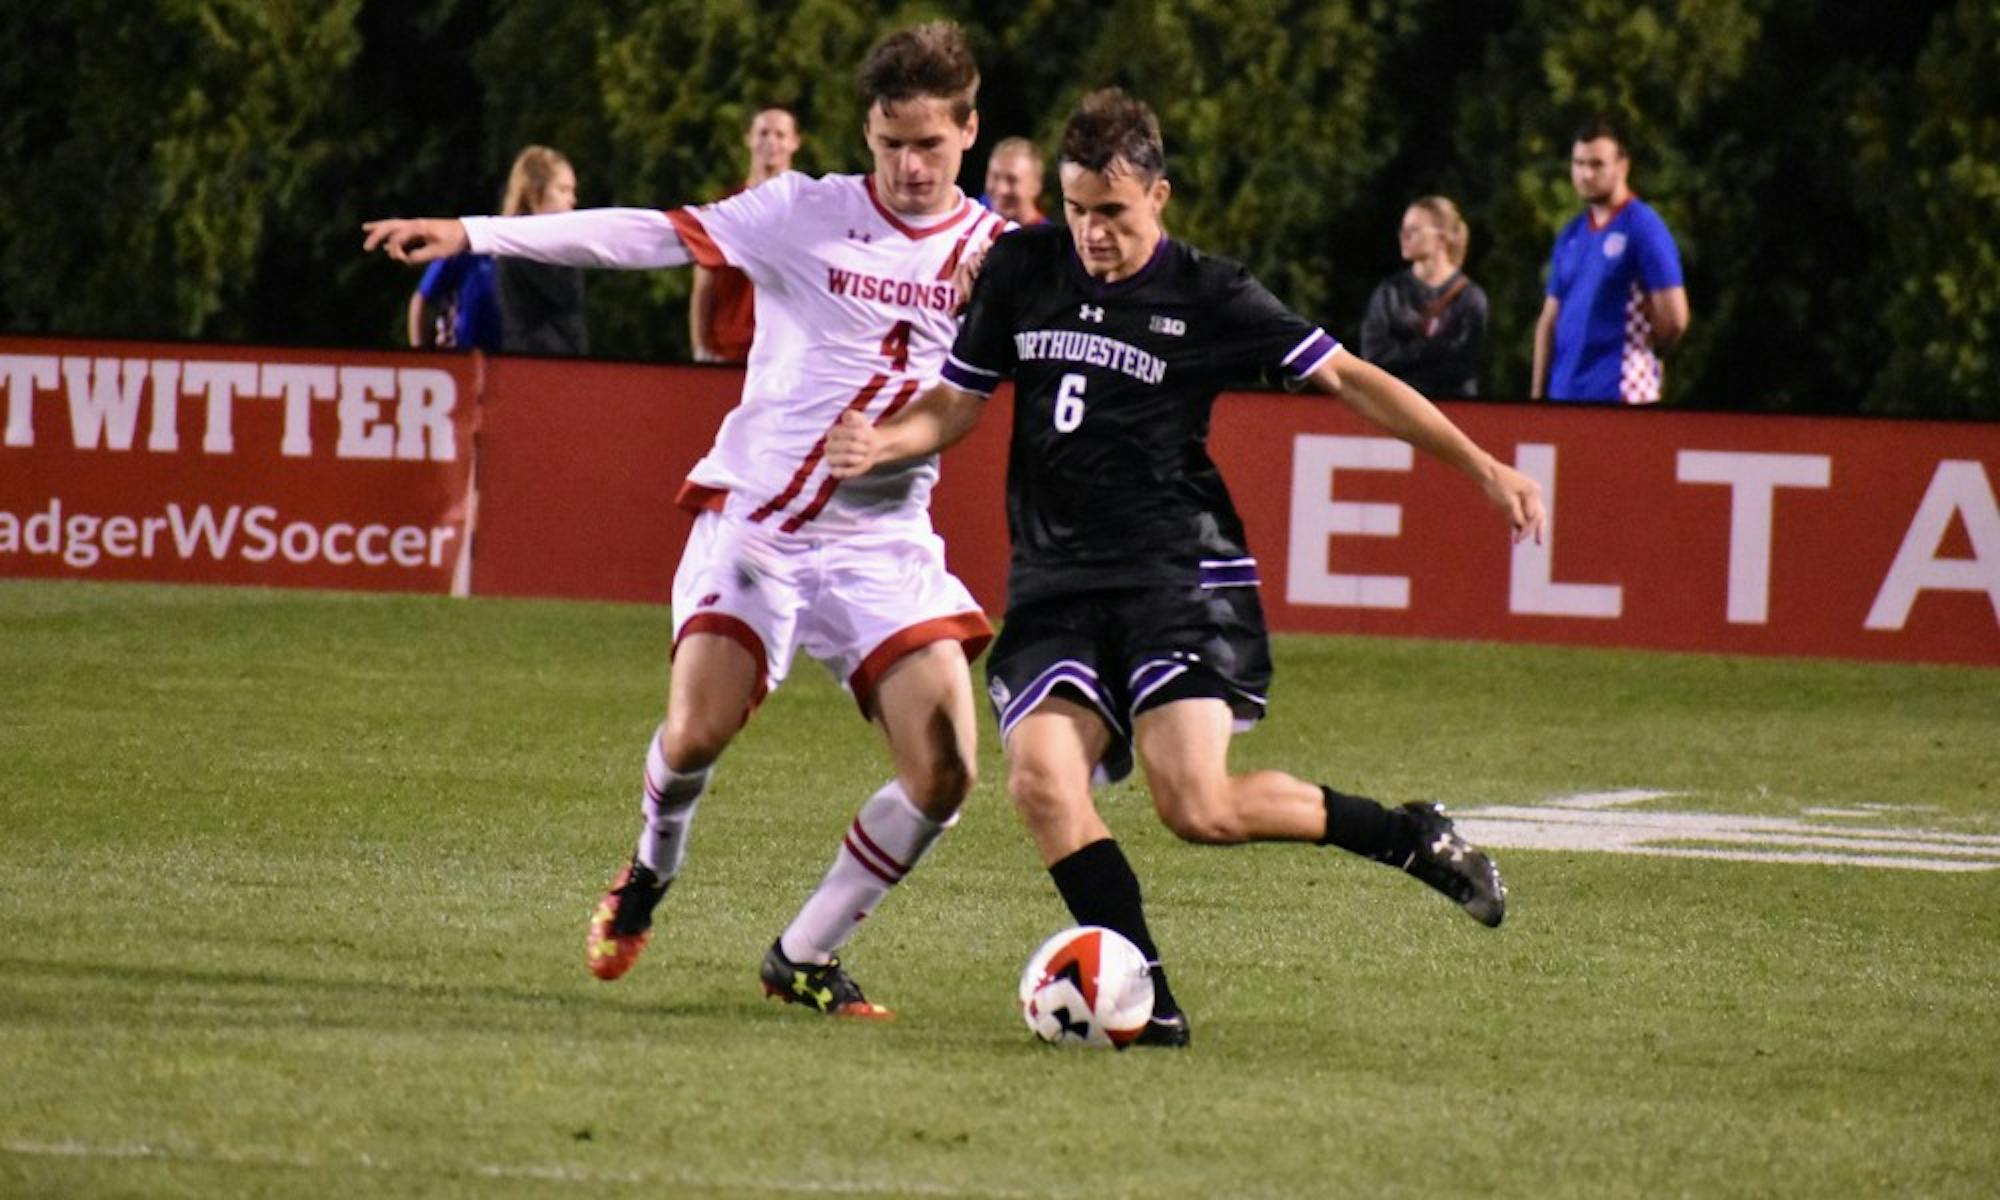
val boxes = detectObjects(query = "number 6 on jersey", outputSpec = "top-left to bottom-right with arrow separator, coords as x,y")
1054,373 -> 1087,433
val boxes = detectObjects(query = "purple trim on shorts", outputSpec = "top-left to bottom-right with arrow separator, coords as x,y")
941,356 -> 999,396
1128,659 -> 1189,709
999,660 -> 1121,740
1198,558 -> 1261,588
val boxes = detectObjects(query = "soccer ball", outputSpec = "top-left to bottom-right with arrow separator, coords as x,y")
1017,925 -> 1155,1049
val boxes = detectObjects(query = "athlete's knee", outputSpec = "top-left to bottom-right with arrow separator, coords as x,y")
658,709 -> 737,770
904,748 -> 976,815
1153,779 -> 1243,844
1007,757 -> 1080,829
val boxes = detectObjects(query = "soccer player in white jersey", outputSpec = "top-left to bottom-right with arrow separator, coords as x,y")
363,22 -> 1008,1019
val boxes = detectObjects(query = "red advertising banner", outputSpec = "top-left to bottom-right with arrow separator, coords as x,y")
470,356 -> 731,604
5,337 -> 1993,668
469,355 -> 1015,610
465,361 -> 1996,666
1214,397 -> 2000,667
1,336 -> 479,593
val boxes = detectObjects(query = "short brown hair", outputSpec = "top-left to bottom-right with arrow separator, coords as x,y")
1573,115 -> 1628,158
989,136 -> 1042,168
1060,88 -> 1165,182
857,21 -> 979,124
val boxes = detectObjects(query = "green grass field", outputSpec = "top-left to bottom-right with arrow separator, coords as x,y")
3,580 -> 1997,1198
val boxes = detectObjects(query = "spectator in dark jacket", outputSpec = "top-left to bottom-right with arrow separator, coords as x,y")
495,145 -> 588,356
1358,195 -> 1487,397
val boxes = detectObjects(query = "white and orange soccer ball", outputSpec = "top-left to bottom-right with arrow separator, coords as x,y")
1017,925 -> 1156,1049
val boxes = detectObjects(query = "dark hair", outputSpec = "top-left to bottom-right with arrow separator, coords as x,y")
857,21 -> 979,124
1060,88 -> 1166,182
1573,115 -> 1628,157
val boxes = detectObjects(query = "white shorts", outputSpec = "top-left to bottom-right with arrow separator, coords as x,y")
670,509 -> 992,715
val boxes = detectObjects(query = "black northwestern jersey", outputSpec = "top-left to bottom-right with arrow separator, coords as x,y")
941,224 -> 1341,607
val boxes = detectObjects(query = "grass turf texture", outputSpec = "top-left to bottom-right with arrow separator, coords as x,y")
2,580 -> 1996,1198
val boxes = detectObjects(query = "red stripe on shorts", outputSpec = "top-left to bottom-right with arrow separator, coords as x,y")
673,612 -> 770,712
848,611 -> 996,718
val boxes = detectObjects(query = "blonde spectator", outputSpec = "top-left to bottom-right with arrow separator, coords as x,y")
1358,195 -> 1488,397
495,145 -> 588,355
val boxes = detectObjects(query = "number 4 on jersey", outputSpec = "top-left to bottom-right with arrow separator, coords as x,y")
879,320 -> 912,373
1054,373 -> 1087,432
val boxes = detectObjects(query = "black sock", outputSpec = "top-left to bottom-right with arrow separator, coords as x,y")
1316,786 -> 1418,864
1047,838 -> 1180,1019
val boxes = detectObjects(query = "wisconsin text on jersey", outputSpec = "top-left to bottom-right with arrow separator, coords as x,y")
824,267 -> 960,313
1012,329 -> 1168,384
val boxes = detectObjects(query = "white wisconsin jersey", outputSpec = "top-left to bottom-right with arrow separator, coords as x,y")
667,172 -> 1006,535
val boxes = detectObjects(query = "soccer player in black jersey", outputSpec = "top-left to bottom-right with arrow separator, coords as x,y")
828,89 -> 1545,1047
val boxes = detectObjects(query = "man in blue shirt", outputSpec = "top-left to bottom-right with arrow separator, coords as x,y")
1532,118 -> 1690,403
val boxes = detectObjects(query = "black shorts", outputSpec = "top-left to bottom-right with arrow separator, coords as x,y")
985,583 -> 1274,783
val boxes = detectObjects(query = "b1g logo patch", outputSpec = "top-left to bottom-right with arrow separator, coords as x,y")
1149,315 -> 1186,336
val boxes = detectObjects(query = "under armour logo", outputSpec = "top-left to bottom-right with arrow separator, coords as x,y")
1079,304 -> 1105,323
1052,1005 -> 1091,1040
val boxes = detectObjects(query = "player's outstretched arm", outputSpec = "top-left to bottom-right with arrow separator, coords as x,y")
363,218 -> 469,265
825,383 -> 986,479
363,209 -> 694,271
1310,351 -> 1546,544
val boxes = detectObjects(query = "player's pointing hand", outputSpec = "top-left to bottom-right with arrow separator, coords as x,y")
1487,461 -> 1546,545
825,409 -> 880,479
361,217 -> 470,264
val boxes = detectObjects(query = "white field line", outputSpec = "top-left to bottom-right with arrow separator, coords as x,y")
1456,800 -> 2000,873
1613,847 -> 1997,872
1460,806 -> 2000,847
1540,789 -> 1679,809
2,1139 -> 1040,1198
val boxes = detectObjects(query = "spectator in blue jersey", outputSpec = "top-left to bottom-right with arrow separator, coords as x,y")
1531,118 -> 1690,404
408,246 -> 501,352
1359,195 -> 1488,397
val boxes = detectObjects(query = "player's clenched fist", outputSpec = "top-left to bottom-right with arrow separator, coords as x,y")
361,218 -> 470,264
824,409 -> 881,479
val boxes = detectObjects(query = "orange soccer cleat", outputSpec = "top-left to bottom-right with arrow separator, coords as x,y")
586,859 -> 670,981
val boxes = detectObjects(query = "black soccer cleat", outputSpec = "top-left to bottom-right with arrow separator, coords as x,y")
759,939 -> 894,1020
1397,802 -> 1507,928
1129,1011 -> 1192,1049
586,857 -> 671,981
